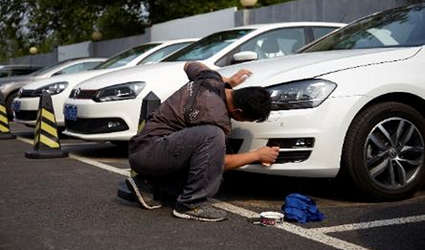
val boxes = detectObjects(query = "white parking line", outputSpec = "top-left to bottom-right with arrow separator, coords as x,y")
213,202 -> 369,250
16,136 -> 423,250
311,215 -> 425,234
69,154 -> 130,176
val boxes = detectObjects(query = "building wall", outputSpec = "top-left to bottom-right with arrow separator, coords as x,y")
57,41 -> 92,62
150,7 -> 236,41
8,50 -> 57,67
235,0 -> 414,25
92,31 -> 150,58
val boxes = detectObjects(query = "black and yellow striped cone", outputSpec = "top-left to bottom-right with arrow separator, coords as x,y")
0,92 -> 16,140
118,92 -> 161,201
25,91 -> 68,159
137,91 -> 161,133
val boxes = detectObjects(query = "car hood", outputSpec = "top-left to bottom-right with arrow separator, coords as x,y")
22,69 -> 116,90
78,62 -> 188,90
218,47 -> 422,87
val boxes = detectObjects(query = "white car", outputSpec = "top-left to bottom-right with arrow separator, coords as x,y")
0,57 -> 106,118
12,39 -> 195,126
217,3 -> 425,201
63,22 -> 344,141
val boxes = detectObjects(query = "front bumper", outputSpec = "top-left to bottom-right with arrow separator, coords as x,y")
13,94 -> 66,126
229,95 -> 368,178
62,98 -> 140,141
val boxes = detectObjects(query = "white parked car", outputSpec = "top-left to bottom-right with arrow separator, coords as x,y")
12,39 -> 195,126
62,22 -> 344,141
0,57 -> 106,118
218,3 -> 425,201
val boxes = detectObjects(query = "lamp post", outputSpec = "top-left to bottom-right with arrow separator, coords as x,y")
240,0 -> 257,26
240,0 -> 257,9
29,46 -> 38,55
91,30 -> 103,41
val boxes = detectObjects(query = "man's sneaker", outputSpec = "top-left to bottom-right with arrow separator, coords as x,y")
125,177 -> 162,209
172,203 -> 227,222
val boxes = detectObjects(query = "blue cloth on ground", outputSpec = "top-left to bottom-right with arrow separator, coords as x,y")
282,193 -> 325,224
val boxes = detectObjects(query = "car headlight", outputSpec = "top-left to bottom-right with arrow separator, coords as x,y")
93,81 -> 146,102
266,79 -> 337,110
34,81 -> 69,96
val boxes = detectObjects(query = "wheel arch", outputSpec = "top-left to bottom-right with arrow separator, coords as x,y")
357,92 -> 425,118
338,92 -> 425,200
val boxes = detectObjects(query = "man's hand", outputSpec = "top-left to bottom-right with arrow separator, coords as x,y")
255,146 -> 280,166
224,69 -> 252,87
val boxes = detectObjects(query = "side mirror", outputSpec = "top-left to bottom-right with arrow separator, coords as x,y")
232,51 -> 258,64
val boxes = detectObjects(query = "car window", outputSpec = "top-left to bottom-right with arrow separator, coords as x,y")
53,61 -> 100,76
301,4 -> 425,52
94,43 -> 161,69
312,27 -> 339,39
31,60 -> 74,76
215,27 -> 306,67
12,69 -> 36,76
162,29 -> 254,62
0,71 -> 11,77
138,42 -> 193,65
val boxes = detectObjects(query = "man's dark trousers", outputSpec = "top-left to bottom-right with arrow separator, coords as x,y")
129,125 -> 226,207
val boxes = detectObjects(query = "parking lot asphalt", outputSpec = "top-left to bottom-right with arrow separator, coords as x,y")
1,123 -> 425,250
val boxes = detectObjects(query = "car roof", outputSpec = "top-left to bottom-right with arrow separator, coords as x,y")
224,21 -> 346,31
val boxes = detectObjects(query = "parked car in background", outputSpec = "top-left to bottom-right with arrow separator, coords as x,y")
62,22 -> 344,142
12,39 -> 196,126
216,3 -> 425,201
0,57 -> 106,118
0,65 -> 42,78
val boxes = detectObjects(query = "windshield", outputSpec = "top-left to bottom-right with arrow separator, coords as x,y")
30,59 -> 77,76
94,43 -> 160,69
162,29 -> 254,61
138,42 -> 193,65
301,4 -> 425,52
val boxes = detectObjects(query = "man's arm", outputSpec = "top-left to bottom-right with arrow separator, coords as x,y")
184,61 -> 252,87
224,146 -> 280,171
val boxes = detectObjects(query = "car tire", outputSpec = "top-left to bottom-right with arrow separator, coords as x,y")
5,91 -> 18,120
341,102 -> 425,201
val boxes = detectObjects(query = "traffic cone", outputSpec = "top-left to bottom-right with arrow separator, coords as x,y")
137,91 -> 161,133
25,91 -> 68,159
118,91 -> 161,201
0,92 -> 16,140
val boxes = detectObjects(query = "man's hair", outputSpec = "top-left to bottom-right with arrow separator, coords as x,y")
233,87 -> 272,122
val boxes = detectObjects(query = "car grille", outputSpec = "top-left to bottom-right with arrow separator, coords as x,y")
69,89 -> 98,99
19,90 -> 38,98
227,137 -> 315,164
65,118 -> 129,134
14,110 -> 37,121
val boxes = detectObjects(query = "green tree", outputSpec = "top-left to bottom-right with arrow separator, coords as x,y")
0,0 -> 32,62
27,0 -> 147,50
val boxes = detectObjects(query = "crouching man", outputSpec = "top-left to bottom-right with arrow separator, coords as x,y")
127,61 -> 279,222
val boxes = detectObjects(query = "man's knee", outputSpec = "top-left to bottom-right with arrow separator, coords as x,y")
196,125 -> 225,145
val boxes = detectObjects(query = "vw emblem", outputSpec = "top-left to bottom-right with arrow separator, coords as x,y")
74,88 -> 81,99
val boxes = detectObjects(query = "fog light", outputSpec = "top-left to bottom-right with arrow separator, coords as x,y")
294,139 -> 306,147
267,138 -> 314,148
108,121 -> 121,128
293,138 -> 314,148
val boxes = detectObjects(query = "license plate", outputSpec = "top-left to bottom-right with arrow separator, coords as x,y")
64,105 -> 78,121
12,100 -> 21,112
